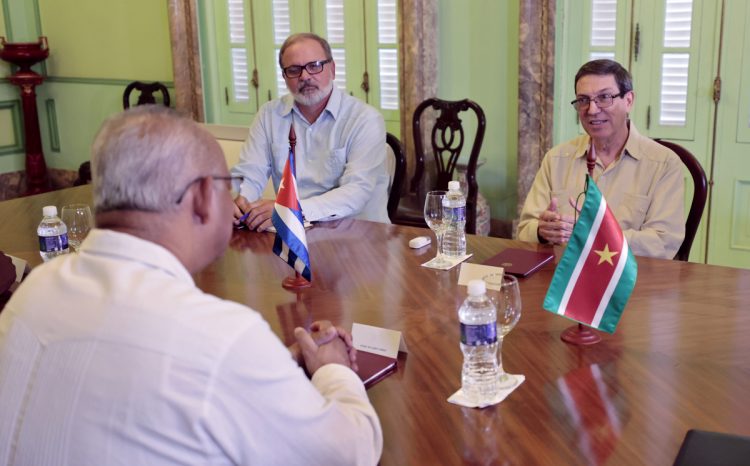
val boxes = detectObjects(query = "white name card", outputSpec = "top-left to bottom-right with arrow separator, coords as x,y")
352,323 -> 406,359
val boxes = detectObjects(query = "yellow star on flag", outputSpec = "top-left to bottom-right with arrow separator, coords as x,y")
594,244 -> 619,265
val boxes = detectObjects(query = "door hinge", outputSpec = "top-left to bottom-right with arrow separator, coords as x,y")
267,90 -> 272,102
361,71 -> 370,93
225,87 -> 229,105
646,105 -> 651,130
634,23 -> 641,62
713,76 -> 722,103
251,69 -> 259,89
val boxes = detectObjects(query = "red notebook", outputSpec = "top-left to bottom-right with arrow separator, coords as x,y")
482,248 -> 555,278
356,351 -> 397,389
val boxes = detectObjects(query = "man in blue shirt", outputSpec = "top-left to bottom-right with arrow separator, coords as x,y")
232,33 -> 390,230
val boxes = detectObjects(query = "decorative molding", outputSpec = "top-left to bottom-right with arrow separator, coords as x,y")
45,76 -> 175,87
0,99 -> 24,155
45,98 -> 59,152
516,0 -> 556,217
731,180 -> 750,251
202,123 -> 249,141
1,1 -> 13,40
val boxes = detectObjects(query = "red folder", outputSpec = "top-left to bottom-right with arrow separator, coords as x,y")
483,248 -> 555,278
356,351 -> 397,389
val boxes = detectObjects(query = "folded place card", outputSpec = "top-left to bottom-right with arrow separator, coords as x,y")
457,263 -> 504,287
352,323 -> 406,389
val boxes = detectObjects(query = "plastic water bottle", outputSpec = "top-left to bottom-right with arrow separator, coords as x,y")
459,279 -> 499,405
442,180 -> 466,257
38,205 -> 69,262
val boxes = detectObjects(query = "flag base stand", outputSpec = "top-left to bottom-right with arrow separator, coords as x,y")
282,274 -> 311,290
561,323 -> 601,346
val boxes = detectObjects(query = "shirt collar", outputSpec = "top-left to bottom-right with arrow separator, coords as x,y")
78,229 -> 195,285
574,120 -> 642,162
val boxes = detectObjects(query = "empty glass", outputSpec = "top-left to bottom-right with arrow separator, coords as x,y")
483,273 -> 522,388
61,204 -> 93,252
423,190 -> 449,267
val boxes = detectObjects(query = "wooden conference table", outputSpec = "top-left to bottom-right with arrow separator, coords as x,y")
2,185 -> 750,465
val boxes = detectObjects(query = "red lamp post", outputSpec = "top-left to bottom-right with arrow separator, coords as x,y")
0,36 -> 50,195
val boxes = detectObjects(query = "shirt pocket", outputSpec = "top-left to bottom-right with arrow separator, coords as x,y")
617,193 -> 649,230
325,147 -> 347,177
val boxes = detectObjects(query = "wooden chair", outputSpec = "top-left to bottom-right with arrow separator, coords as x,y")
385,132 -> 406,222
392,98 -> 486,233
655,139 -> 708,261
123,81 -> 170,109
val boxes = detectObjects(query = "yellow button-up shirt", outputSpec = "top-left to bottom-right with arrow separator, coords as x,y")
518,124 -> 685,259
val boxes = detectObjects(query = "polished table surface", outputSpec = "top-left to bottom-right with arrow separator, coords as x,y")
2,186 -> 750,465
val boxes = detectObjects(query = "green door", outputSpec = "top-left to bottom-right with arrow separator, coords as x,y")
707,0 -> 750,268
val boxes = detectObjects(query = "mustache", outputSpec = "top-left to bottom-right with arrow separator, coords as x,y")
297,81 -> 319,92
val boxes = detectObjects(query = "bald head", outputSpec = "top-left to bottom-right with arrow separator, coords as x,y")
91,105 -> 224,214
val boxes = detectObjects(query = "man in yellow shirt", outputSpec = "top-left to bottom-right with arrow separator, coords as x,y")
517,59 -> 684,259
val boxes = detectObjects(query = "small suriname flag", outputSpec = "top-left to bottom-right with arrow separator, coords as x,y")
543,175 -> 637,334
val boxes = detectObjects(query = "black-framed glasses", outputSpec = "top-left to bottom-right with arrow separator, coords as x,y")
282,59 -> 332,79
570,93 -> 624,111
175,175 -> 243,204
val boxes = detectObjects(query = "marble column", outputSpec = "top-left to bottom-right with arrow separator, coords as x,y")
398,0 -> 438,191
517,0 -> 556,219
167,0 -> 204,122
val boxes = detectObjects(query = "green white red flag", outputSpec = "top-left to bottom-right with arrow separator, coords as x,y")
543,175 -> 637,333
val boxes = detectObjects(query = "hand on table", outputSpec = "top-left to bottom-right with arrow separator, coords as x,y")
234,196 -> 274,231
293,320 -> 358,376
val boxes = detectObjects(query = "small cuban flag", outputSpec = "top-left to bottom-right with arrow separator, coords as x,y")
271,147 -> 312,282
543,175 -> 637,333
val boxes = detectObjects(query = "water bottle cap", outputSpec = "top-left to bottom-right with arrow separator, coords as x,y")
467,279 -> 486,296
448,180 -> 461,192
42,205 -> 57,217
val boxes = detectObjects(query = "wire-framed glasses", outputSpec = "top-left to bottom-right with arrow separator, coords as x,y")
570,93 -> 624,111
175,175 -> 243,204
282,59 -> 332,79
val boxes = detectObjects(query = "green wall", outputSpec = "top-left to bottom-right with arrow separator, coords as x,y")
0,0 -> 520,224
438,0 -> 519,221
0,0 -> 173,174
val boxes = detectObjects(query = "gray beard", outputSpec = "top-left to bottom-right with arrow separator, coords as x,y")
291,80 -> 334,107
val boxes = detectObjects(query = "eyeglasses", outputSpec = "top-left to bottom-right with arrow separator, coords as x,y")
282,59 -> 332,79
175,175 -> 243,204
570,93 -> 624,111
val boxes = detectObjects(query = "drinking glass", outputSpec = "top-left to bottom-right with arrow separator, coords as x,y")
423,190 -> 449,267
483,273 -> 522,388
61,204 -> 93,252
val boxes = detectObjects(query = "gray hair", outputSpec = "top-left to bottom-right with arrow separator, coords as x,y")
278,33 -> 333,68
91,105 -> 218,213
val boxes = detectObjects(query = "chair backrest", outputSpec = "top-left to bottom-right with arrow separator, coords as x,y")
385,132 -> 406,222
123,81 -> 171,109
411,98 -> 486,234
655,139 -> 708,261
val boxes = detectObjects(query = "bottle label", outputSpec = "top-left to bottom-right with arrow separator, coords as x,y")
38,234 -> 69,252
453,205 -> 466,221
460,323 -> 497,346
